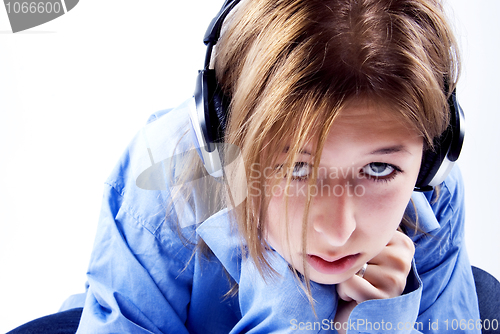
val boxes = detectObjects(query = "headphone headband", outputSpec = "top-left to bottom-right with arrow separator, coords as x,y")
202,0 -> 241,69
203,0 -> 241,45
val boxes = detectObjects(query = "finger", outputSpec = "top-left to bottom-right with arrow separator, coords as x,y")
337,231 -> 415,303
336,277 -> 354,302
369,231 -> 415,271
338,260 -> 413,302
364,234 -> 414,296
361,263 -> 410,297
386,230 -> 415,256
337,274 -> 390,302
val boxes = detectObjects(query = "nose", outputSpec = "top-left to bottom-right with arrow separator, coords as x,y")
311,184 -> 356,247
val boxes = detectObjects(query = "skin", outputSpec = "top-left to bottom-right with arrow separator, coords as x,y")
264,99 -> 419,328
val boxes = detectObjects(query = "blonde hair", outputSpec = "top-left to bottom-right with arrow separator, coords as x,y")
178,0 -> 460,299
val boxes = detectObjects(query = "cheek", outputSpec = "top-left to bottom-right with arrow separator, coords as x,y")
355,184 -> 413,245
266,197 -> 284,243
363,187 -> 409,218
265,192 -> 290,244
265,187 -> 306,253
357,159 -> 419,224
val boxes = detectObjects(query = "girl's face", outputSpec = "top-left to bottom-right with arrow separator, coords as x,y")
264,100 -> 423,285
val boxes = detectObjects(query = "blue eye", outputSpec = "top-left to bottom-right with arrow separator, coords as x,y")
361,162 -> 399,180
291,162 -> 311,180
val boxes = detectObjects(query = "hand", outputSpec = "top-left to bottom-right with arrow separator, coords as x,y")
336,230 -> 415,303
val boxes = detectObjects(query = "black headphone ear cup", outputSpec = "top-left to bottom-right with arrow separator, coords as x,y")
415,125 -> 453,191
202,69 -> 228,146
193,69 -> 224,153
192,70 -> 225,177
211,81 -> 229,140
415,90 -> 464,191
416,148 -> 442,191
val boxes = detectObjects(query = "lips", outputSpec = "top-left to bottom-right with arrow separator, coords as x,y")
307,253 -> 360,275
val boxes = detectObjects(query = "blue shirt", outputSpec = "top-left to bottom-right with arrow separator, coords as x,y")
68,98 -> 480,333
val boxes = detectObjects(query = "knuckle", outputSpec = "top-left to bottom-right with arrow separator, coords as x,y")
386,272 -> 401,287
395,231 -> 415,252
384,274 -> 406,297
402,235 -> 416,255
336,281 -> 350,300
336,285 -> 352,302
386,252 -> 412,273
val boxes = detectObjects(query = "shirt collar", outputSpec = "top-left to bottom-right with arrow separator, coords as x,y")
196,209 -> 243,283
406,192 -> 440,234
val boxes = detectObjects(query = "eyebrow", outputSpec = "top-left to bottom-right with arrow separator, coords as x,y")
285,145 -> 410,157
369,145 -> 410,155
283,146 -> 312,156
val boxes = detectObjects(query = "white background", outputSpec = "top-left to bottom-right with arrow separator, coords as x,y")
0,0 -> 498,332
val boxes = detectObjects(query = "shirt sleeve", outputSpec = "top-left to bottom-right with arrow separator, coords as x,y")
76,182 -> 195,334
76,106 -> 198,333
410,166 -> 481,333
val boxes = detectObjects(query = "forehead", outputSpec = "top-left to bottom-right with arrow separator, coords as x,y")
329,99 -> 418,140
269,98 -> 422,163
310,99 -> 423,162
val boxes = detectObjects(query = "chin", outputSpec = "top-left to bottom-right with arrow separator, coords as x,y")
307,271 -> 353,285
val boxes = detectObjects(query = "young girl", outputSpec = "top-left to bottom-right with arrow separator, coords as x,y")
65,0 -> 480,333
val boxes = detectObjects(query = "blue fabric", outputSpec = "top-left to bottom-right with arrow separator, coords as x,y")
471,266 -> 500,334
67,98 -> 480,333
7,308 -> 83,334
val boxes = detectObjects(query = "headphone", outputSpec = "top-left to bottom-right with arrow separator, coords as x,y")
190,0 -> 465,191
